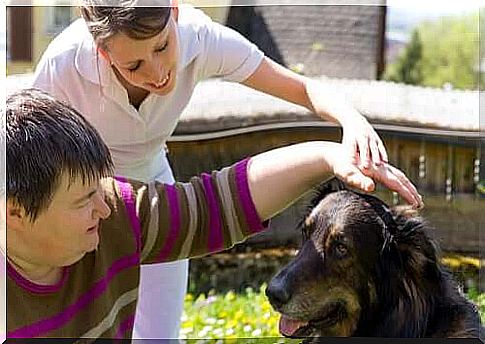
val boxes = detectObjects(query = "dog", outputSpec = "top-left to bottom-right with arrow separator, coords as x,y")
266,178 -> 483,339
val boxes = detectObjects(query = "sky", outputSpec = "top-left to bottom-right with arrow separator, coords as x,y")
386,0 -> 481,13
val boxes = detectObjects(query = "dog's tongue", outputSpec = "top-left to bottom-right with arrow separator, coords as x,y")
279,315 -> 309,336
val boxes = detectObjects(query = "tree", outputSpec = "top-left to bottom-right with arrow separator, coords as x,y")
386,30 -> 423,85
385,13 -> 479,90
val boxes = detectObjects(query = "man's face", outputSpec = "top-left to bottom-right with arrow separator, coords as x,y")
13,174 -> 111,267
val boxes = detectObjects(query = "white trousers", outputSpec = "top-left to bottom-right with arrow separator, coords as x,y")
132,259 -> 189,339
122,151 -> 188,339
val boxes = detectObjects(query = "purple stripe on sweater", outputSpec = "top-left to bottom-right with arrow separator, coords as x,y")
7,253 -> 140,338
156,184 -> 181,261
114,176 -> 141,253
7,262 -> 70,294
115,314 -> 135,339
202,173 -> 223,251
235,159 -> 266,234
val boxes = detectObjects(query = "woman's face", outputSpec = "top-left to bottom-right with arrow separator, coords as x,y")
102,11 -> 179,96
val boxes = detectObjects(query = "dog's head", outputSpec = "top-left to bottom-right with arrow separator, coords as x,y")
266,178 -> 440,338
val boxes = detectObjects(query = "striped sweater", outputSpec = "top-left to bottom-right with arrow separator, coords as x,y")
7,159 -> 266,339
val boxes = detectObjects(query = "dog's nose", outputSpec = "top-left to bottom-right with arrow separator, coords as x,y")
266,279 -> 291,309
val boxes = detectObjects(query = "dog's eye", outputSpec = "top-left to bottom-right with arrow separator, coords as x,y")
334,243 -> 348,257
302,225 -> 313,240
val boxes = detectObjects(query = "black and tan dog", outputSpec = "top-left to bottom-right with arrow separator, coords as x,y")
266,179 -> 483,339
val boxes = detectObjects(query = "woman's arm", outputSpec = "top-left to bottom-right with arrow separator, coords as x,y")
242,57 -> 388,168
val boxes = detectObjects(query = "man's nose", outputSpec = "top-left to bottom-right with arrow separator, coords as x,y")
94,192 -> 111,219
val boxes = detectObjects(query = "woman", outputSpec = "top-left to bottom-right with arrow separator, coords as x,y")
32,0 -> 393,339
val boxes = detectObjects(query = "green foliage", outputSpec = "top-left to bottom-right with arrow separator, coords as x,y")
385,13 -> 480,90
467,288 -> 485,323
386,30 -> 423,85
182,286 -> 485,339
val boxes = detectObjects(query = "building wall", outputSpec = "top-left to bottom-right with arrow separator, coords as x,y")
6,5 -> 227,75
166,126 -> 484,253
7,6 -> 78,75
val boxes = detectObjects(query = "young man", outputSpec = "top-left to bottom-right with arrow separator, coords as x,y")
3,89 -> 422,339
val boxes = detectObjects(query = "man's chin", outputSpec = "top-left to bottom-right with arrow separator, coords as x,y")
61,249 -> 93,266
61,255 -> 84,267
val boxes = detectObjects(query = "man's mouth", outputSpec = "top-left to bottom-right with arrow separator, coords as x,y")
86,225 -> 98,234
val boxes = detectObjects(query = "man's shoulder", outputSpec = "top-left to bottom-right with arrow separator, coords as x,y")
101,177 -> 146,209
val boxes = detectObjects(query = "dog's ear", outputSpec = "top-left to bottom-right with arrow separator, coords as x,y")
380,205 -> 438,275
298,177 -> 347,237
306,177 -> 347,212
313,177 -> 347,200
375,208 -> 441,337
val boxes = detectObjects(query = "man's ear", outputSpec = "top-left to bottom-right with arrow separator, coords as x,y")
6,200 -> 29,232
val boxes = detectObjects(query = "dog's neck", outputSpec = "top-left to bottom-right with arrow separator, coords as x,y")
356,263 -> 443,337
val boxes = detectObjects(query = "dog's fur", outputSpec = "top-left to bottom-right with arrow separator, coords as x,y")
266,178 -> 483,339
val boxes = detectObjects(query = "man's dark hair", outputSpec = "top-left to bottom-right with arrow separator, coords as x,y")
5,88 -> 114,221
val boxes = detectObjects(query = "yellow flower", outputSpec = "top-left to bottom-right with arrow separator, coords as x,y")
225,290 -> 236,301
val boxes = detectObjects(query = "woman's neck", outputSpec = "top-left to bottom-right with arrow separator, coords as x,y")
112,67 -> 149,109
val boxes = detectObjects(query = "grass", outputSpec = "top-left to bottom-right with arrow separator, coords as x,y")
181,285 -> 283,340
181,285 -> 485,340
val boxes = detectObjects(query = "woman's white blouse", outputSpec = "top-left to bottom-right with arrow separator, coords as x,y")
32,4 -> 264,183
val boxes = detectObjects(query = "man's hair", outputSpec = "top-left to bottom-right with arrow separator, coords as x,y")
80,0 -> 172,49
5,88 -> 114,221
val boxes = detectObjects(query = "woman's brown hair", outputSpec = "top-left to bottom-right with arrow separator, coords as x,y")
80,0 -> 172,49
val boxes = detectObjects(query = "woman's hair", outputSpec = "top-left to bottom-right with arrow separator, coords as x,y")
5,89 -> 114,221
80,0 -> 172,49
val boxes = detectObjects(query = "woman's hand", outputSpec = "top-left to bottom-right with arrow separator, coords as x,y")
341,115 -> 388,169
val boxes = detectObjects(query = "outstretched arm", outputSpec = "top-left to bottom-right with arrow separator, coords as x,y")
128,141 -> 422,264
247,141 -> 421,220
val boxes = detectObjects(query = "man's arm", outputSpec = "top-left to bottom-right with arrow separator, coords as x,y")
116,142 -> 421,264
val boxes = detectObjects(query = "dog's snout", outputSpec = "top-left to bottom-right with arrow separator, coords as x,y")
266,278 -> 292,309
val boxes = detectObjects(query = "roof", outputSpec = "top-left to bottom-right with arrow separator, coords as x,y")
6,74 -> 480,138
225,5 -> 385,79
175,77 -> 480,136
